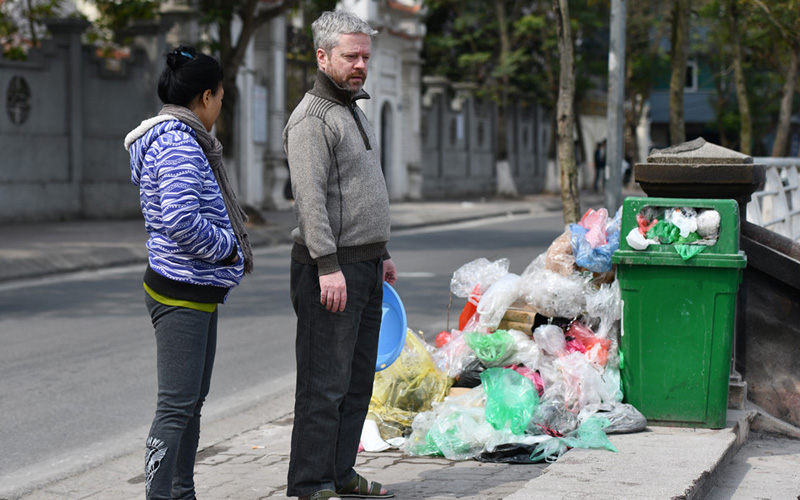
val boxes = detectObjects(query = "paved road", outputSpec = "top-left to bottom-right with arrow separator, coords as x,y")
704,431 -> 800,500
0,211 -> 565,495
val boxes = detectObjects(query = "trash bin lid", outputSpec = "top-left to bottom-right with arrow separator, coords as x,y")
376,283 -> 407,372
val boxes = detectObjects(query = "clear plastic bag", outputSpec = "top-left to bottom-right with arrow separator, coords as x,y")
432,330 -> 478,378
476,273 -> 521,329
527,397 -> 579,437
555,351 -> 608,412
481,367 -> 539,435
506,329 -> 542,370
533,324 -> 566,356
450,258 -> 510,298
520,255 -> 593,319
369,330 -> 453,440
403,386 -> 493,460
578,401 -> 647,434
584,281 -> 621,340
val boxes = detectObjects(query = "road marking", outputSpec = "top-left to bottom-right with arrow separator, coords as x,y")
397,271 -> 436,278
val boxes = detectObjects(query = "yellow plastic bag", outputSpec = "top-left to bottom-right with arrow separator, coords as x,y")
368,329 -> 453,440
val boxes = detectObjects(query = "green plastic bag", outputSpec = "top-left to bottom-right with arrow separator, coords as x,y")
674,243 -> 706,260
529,416 -> 618,463
464,329 -> 515,366
646,219 -> 681,244
675,232 -> 700,244
481,367 -> 539,435
404,387 -> 494,460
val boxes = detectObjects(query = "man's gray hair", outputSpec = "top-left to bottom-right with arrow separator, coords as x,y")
312,10 -> 377,53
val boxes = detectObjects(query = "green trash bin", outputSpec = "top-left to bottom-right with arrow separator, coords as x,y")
612,197 -> 746,428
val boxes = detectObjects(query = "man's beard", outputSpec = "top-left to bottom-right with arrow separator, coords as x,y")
331,70 -> 367,92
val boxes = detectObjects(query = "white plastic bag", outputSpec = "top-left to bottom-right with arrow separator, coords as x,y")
625,227 -> 658,250
533,324 -> 566,356
506,329 -> 542,369
665,207 -> 698,238
476,273 -> 521,329
696,209 -> 721,239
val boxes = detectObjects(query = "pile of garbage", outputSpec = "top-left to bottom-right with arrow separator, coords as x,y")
625,206 -> 722,259
365,207 -> 647,464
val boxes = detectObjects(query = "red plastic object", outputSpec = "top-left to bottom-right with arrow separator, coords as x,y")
566,321 -> 611,366
458,284 -> 482,331
435,330 -> 453,348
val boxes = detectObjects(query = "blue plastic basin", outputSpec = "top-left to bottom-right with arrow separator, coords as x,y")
376,283 -> 407,371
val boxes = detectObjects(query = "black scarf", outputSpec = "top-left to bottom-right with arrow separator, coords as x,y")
159,104 -> 254,275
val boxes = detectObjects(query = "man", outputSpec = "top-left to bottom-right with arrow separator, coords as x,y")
282,10 -> 396,500
593,139 -> 606,192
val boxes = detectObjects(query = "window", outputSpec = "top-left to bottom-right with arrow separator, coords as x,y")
685,60 -> 698,92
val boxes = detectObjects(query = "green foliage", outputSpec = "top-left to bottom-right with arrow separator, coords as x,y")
0,0 -> 64,60
695,0 -> 797,153
421,0 -> 612,110
93,0 -> 160,29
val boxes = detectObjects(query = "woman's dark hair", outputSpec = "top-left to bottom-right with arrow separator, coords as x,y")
157,45 -> 224,106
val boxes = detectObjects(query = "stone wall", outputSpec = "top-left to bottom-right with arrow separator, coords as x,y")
740,222 -> 800,428
0,18 -> 161,222
420,77 -> 549,199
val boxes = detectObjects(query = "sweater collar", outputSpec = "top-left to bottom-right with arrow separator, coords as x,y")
309,69 -> 370,106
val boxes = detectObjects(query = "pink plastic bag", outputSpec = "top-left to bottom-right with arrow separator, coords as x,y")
579,208 -> 609,248
566,321 -> 611,367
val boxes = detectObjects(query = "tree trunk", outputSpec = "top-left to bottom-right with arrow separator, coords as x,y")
574,109 -> 585,165
624,95 -> 641,167
210,0 -> 298,154
772,44 -> 799,157
553,0 -> 580,225
713,61 -> 731,149
215,11 -> 236,153
669,0 -> 689,145
495,1 -> 510,162
726,0 -> 752,155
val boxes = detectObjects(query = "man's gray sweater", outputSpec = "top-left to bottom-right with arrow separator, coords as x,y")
283,70 -> 391,275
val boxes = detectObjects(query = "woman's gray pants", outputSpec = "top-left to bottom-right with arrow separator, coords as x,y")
144,294 -> 218,500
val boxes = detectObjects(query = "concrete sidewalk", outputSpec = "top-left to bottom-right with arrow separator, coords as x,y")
2,190 -> 784,500
14,401 -> 757,500
0,194 -> 566,284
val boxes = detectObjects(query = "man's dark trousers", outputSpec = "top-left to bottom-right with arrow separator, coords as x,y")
287,257 -> 384,497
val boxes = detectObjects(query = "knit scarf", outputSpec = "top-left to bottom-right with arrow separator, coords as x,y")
159,104 -> 254,275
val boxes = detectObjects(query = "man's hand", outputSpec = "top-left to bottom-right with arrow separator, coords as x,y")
319,271 -> 347,312
383,258 -> 397,285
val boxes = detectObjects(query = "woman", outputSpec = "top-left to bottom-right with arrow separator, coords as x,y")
123,45 -> 253,500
